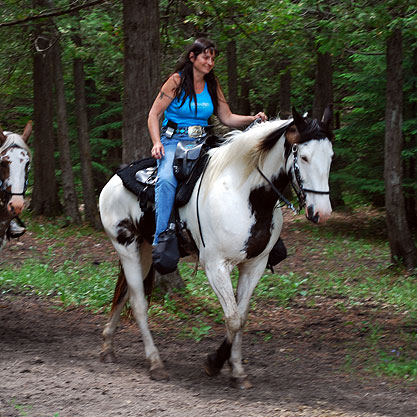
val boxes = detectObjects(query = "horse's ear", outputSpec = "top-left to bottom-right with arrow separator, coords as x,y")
21,120 -> 32,142
0,126 -> 6,145
321,104 -> 333,130
292,107 -> 307,132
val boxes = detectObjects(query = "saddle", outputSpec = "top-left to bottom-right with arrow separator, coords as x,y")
117,135 -> 219,213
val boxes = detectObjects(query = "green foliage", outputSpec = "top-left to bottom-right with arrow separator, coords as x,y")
0,1 -> 417,213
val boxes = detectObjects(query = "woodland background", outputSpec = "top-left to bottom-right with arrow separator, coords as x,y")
0,0 -> 416,266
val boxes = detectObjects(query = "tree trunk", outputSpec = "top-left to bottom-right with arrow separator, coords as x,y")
312,51 -> 333,120
238,79 -> 251,115
226,39 -> 238,113
122,0 -> 160,163
72,22 -> 101,229
404,47 -> 417,228
31,17 -> 61,216
384,29 -> 417,268
52,40 -> 81,224
279,66 -> 291,119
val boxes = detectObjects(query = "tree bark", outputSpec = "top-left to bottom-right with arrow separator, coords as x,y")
384,29 -> 417,268
279,66 -> 291,119
72,21 -> 101,229
238,78 -> 251,115
52,40 -> 81,224
226,39 -> 238,113
312,51 -> 333,120
122,0 -> 160,163
404,47 -> 417,228
31,13 -> 61,216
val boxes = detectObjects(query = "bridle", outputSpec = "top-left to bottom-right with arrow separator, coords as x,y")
257,141 -> 330,214
0,144 -> 30,200
288,143 -> 330,210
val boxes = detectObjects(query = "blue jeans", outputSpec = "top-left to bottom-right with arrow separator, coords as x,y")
153,132 -> 198,245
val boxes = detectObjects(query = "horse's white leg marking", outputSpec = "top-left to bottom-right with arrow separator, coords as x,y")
229,257 -> 268,381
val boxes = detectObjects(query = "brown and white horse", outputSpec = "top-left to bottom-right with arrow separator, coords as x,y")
0,122 -> 32,250
99,107 -> 334,388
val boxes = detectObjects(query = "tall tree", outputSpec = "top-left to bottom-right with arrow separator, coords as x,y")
52,38 -> 82,224
122,0 -> 160,163
312,50 -> 333,119
384,28 -> 417,268
226,39 -> 238,112
31,5 -> 61,216
72,13 -> 101,229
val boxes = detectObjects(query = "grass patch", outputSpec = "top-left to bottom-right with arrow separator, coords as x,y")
0,259 -> 118,313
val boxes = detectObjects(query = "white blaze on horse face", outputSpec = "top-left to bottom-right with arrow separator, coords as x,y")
5,146 -> 29,215
298,139 -> 333,224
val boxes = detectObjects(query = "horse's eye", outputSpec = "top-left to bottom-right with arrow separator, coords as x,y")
301,156 -> 309,163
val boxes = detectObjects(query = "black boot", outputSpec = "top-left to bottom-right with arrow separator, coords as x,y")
267,237 -> 287,272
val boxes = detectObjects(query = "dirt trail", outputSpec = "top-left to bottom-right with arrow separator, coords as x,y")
1,293 -> 416,417
1,211 -> 416,416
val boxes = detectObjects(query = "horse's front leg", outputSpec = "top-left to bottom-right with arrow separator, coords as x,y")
203,260 -> 243,380
228,258 -> 268,389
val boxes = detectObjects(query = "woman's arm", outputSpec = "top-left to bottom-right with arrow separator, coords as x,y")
216,83 -> 267,129
148,73 -> 180,159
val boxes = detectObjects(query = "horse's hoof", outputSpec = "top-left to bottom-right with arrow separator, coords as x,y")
204,353 -> 222,377
100,350 -> 116,363
230,376 -> 253,389
150,366 -> 169,381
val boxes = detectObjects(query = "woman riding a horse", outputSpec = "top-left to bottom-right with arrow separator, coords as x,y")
147,38 -> 266,250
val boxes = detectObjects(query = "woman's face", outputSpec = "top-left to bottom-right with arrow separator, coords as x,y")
190,49 -> 216,75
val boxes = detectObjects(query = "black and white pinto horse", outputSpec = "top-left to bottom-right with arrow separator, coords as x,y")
99,107 -> 334,388
0,122 -> 32,251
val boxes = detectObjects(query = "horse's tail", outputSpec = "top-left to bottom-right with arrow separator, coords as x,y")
110,262 -> 155,314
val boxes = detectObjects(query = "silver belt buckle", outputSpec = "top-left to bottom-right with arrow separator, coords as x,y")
188,125 -> 203,137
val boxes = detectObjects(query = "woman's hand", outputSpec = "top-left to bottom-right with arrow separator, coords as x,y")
253,111 -> 267,122
151,141 -> 165,159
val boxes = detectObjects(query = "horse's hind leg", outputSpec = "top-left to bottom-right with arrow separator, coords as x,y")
107,240 -> 168,381
100,267 -> 130,363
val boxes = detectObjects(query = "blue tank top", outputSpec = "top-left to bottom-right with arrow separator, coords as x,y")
162,82 -> 214,127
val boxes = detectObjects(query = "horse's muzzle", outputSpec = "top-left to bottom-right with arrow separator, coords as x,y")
8,196 -> 24,215
306,204 -> 331,224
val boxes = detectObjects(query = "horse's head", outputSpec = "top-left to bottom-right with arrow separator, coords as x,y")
285,106 -> 334,224
0,121 -> 32,216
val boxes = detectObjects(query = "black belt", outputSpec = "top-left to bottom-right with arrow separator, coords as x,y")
162,121 -> 212,138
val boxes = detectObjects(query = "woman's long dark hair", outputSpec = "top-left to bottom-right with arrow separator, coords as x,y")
172,38 -> 219,115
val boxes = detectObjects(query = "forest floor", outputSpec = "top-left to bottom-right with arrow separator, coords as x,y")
0,210 -> 416,417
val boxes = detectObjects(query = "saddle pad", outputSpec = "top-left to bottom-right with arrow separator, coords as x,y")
117,157 -> 157,197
